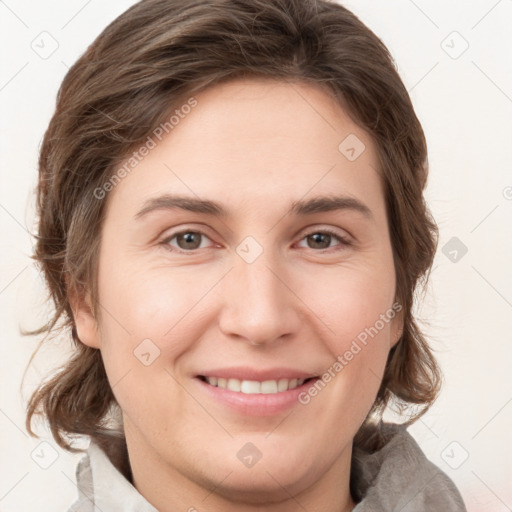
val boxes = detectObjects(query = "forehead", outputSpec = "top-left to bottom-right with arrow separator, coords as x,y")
105,78 -> 384,222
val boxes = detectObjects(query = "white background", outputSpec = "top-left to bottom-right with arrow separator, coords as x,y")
1,1 -> 511,511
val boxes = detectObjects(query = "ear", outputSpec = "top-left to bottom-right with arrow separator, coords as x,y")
389,301 -> 404,349
68,280 -> 101,349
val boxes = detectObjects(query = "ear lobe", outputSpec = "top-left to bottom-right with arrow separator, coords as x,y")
391,326 -> 403,348
68,282 -> 101,349
390,306 -> 404,349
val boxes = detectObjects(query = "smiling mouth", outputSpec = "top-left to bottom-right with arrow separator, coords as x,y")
197,376 -> 318,394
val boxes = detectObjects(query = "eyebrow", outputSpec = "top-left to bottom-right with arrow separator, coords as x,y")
134,194 -> 373,220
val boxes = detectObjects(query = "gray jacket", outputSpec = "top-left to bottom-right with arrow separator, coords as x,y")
67,423 -> 467,511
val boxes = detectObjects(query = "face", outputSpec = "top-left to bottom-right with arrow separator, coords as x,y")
74,78 -> 403,508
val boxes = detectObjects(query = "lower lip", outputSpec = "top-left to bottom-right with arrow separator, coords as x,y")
194,377 -> 319,416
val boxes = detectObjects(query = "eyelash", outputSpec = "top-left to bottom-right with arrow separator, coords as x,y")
160,227 -> 352,254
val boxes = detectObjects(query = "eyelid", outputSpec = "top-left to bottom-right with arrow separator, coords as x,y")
301,225 -> 351,238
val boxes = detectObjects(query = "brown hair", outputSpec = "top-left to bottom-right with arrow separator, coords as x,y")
26,0 -> 441,452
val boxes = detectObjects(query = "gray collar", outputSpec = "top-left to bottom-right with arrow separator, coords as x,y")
351,423 -> 466,511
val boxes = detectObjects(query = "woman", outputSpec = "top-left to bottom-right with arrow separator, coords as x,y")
26,0 -> 467,510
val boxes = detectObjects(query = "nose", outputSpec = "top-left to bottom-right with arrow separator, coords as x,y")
217,249 -> 301,347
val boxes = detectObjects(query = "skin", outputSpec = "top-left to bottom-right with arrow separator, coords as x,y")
73,78 -> 403,512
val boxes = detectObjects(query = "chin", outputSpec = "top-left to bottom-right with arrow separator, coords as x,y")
202,465 -> 314,505
188,446 -> 321,505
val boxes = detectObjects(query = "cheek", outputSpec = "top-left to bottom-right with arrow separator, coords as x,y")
98,254 -> 211,340
296,261 -> 396,415
298,260 -> 396,349
94,265 -> 209,430
94,258 -> 211,392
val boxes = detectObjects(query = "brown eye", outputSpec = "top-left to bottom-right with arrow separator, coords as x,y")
164,230 -> 212,252
176,232 -> 202,250
306,232 -> 333,249
297,229 -> 351,251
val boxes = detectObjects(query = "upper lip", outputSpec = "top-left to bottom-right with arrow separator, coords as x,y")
196,367 -> 318,382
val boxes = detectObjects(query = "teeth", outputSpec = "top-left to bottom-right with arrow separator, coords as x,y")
277,379 -> 289,392
227,378 -> 241,392
241,380 -> 261,394
205,377 -> 306,393
261,380 -> 277,393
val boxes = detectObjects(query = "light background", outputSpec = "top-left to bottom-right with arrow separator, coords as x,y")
1,1 -> 511,511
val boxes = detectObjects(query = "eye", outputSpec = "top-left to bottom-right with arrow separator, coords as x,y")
297,229 -> 352,251
160,227 -> 351,254
162,230 -> 215,252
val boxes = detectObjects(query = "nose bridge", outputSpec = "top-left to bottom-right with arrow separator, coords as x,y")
218,241 -> 299,345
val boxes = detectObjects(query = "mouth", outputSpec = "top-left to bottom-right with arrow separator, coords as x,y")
197,375 -> 317,394
194,373 -> 320,416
